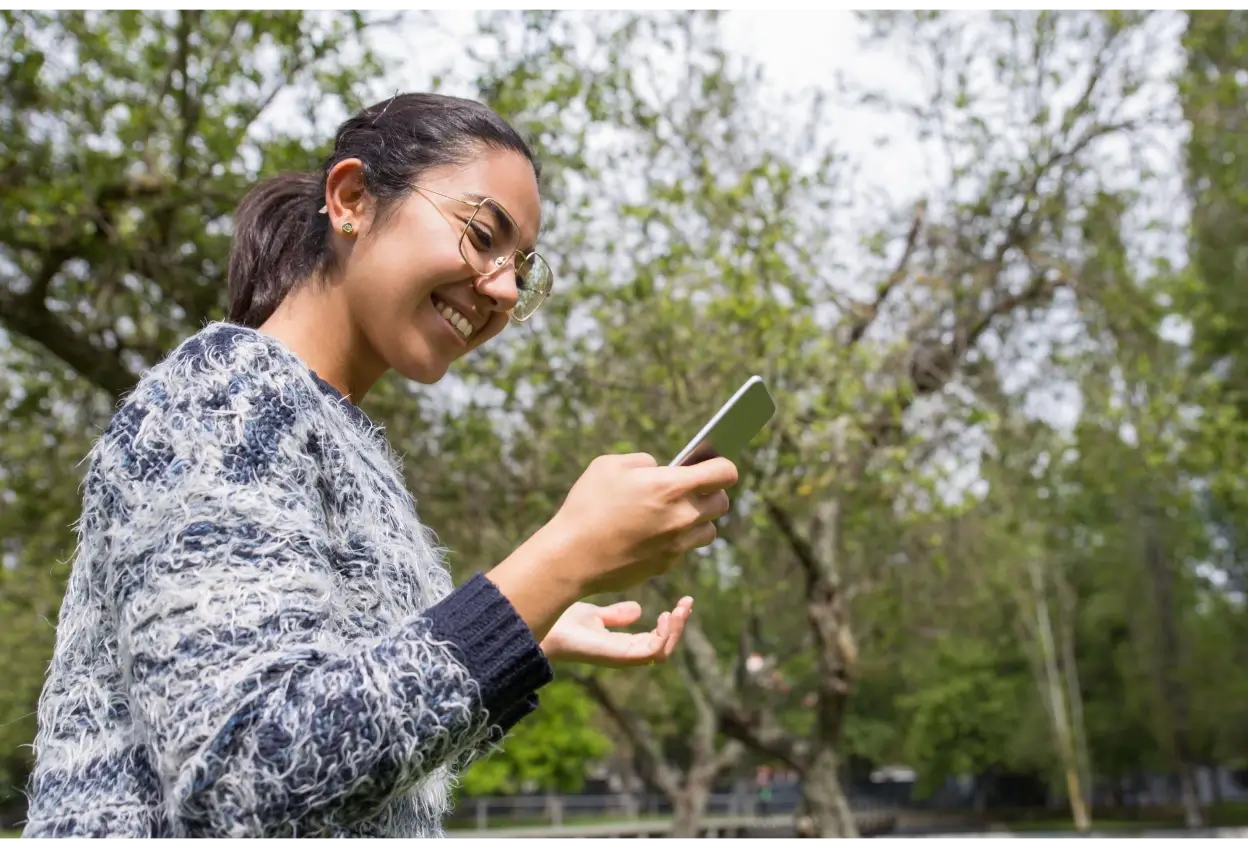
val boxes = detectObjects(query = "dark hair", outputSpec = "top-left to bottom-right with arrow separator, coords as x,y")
227,93 -> 539,328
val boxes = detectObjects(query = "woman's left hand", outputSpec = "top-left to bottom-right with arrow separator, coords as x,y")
540,596 -> 693,667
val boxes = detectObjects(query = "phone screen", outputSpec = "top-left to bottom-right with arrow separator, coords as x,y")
669,376 -> 776,467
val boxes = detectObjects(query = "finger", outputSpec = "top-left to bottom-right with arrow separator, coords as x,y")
675,521 -> 718,552
689,489 -> 730,523
597,601 -> 644,628
577,629 -> 665,667
663,599 -> 693,659
655,611 -> 670,641
670,456 -> 739,494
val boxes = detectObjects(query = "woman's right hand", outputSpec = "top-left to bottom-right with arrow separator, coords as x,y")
544,452 -> 739,595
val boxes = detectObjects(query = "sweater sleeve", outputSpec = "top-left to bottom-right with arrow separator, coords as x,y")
99,374 -> 551,836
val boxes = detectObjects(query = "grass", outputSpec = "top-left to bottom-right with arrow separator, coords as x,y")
446,812 -> 668,830
5,802 -> 1244,837
1002,802 -> 1248,834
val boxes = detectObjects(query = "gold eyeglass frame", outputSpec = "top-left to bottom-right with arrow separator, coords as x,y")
318,186 -> 553,322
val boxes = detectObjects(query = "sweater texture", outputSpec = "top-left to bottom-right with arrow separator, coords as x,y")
22,323 -> 553,837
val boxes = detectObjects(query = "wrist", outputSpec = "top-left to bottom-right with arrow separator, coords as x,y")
485,522 -> 586,644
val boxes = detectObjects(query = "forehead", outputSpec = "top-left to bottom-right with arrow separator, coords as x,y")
420,150 -> 542,248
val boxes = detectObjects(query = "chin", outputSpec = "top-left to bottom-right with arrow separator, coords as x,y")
395,358 -> 451,385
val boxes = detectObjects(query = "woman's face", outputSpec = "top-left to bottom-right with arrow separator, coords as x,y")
331,149 -> 542,384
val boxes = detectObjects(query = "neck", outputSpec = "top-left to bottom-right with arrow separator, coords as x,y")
258,289 -> 387,403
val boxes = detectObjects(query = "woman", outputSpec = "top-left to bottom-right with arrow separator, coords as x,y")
23,93 -> 737,838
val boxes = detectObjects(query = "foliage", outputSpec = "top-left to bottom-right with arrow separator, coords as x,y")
899,638 -> 1030,796
458,682 -> 613,796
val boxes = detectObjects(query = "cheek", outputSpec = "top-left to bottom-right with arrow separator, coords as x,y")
357,232 -> 462,308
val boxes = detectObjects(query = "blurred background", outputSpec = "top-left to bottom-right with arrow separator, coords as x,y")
1,9 -> 1246,838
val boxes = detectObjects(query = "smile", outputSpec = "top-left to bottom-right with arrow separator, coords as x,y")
431,295 -> 475,341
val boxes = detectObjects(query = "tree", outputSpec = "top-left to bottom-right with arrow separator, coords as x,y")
0,350 -> 107,812
0,10 -> 392,400
457,681 -> 613,797
573,650 -> 744,838
441,8 -> 1187,836
1179,12 -> 1248,417
1177,11 -> 1248,601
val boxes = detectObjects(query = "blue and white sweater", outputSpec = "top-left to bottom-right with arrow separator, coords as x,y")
23,323 -> 553,838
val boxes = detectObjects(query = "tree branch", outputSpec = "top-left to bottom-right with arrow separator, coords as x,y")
571,671 -> 683,797
678,616 -> 806,769
672,649 -> 746,773
0,282 -> 137,400
848,199 -> 927,345
0,173 -> 171,399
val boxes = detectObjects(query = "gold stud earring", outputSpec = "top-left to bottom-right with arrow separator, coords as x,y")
341,222 -> 354,235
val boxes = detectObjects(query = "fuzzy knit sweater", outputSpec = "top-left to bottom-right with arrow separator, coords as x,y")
22,323 -> 553,838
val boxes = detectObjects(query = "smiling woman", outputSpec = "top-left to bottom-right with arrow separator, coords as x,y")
21,92 -> 738,838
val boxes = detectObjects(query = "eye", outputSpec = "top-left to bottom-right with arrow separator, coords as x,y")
468,220 -> 494,250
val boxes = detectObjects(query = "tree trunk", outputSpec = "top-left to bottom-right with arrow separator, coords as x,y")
1142,511 -> 1205,830
1029,559 -> 1092,833
801,748 -> 857,837
576,657 -> 742,839
1057,570 -> 1095,816
671,779 -> 712,838
1178,765 -> 1204,830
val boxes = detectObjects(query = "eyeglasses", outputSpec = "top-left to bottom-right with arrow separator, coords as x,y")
319,186 -> 554,322
412,185 -> 554,322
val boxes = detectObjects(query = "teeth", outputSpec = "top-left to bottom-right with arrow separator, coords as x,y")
435,299 -> 473,340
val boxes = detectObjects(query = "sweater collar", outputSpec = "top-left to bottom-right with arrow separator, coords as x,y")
307,369 -> 382,435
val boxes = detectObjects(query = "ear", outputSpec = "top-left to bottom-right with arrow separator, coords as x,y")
323,158 -> 370,232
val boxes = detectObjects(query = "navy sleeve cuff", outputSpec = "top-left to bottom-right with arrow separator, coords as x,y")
486,693 -> 541,743
425,572 -> 553,726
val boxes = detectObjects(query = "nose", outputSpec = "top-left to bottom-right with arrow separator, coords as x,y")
474,263 -> 520,314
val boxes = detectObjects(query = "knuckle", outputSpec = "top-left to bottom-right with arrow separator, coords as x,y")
622,452 -> 657,470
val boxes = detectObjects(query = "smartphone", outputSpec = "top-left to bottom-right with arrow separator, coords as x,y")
668,376 -> 776,467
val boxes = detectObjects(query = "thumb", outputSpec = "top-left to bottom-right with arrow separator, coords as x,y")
598,600 -> 644,628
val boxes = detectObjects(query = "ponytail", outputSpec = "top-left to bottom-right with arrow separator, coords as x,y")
227,171 -> 329,328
